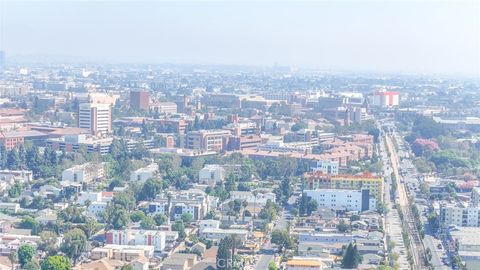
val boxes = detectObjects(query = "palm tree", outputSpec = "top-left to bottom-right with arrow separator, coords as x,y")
84,199 -> 92,208
83,217 -> 98,238
252,190 -> 258,219
230,234 -> 240,266
241,200 -> 248,223
166,191 -> 173,225
8,251 -> 17,270
228,200 -> 234,210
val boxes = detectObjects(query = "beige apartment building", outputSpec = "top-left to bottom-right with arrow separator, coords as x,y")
185,129 -> 231,152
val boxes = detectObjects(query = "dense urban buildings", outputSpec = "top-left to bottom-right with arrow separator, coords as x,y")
0,62 -> 477,270
0,2 -> 476,270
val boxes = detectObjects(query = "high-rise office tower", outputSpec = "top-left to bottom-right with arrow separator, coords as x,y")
78,103 -> 112,135
130,90 -> 150,110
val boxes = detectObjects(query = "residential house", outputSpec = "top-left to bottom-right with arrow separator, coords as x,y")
161,253 -> 198,270
130,257 -> 150,270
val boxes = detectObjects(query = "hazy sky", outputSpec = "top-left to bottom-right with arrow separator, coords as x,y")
1,1 -> 479,75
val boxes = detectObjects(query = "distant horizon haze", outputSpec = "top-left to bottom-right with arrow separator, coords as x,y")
0,1 -> 479,76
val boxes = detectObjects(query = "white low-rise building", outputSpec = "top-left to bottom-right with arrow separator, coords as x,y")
0,170 -> 33,184
164,231 -> 179,244
298,232 -> 356,245
440,204 -> 480,227
440,187 -> 480,227
130,163 -> 158,182
449,227 -> 480,270
38,185 -> 62,197
150,102 -> 177,115
199,228 -> 248,243
198,164 -> 225,186
258,141 -> 313,154
198,219 -> 220,233
313,160 -> 339,175
148,189 -> 214,221
0,170 -> 33,192
78,191 -> 103,205
36,209 -> 57,225
230,191 -> 276,205
91,244 -> 154,260
62,162 -> 105,183
106,229 -> 166,252
0,233 -> 43,255
305,188 -> 376,212
88,201 -> 108,218
134,230 -> 166,252
78,191 -> 112,218
0,203 -> 20,213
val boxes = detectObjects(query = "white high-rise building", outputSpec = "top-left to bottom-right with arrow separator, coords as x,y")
371,90 -> 400,107
78,103 -> 112,135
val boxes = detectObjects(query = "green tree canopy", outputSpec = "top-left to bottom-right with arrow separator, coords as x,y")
130,210 -> 147,223
270,229 -> 295,251
172,220 -> 186,239
291,122 -> 307,132
24,260 -> 40,270
18,244 -> 35,267
60,228 -> 87,263
8,182 -> 22,198
181,213 -> 193,223
137,178 -> 162,201
41,256 -> 71,270
140,216 -> 156,230
216,235 -> 240,270
341,242 -> 362,269
38,231 -> 58,256
299,193 -> 318,216
19,216 -> 42,235
413,116 -> 445,139
337,219 -> 349,233
258,200 -> 280,222
154,213 -> 168,226
121,265 -> 133,270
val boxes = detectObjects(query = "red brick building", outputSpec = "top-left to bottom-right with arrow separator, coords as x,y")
130,90 -> 150,111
